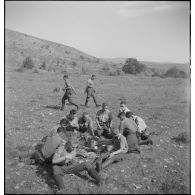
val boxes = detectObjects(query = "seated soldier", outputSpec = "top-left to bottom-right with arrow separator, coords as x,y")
118,100 -> 131,115
78,111 -> 94,138
95,128 -> 128,171
95,102 -> 113,139
64,109 -> 79,131
118,112 -> 140,153
125,111 -> 153,145
19,127 -> 67,165
52,139 -> 101,193
62,109 -> 80,145
47,118 -> 68,138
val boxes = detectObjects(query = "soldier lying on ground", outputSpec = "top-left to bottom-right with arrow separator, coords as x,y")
125,111 -> 153,145
95,102 -> 113,139
61,74 -> 79,111
19,126 -> 67,165
52,140 -> 102,193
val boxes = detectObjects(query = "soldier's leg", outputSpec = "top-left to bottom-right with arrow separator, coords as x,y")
63,162 -> 101,184
53,165 -> 66,189
61,93 -> 67,111
68,95 -> 79,110
101,153 -> 126,169
85,88 -> 91,107
91,93 -> 100,107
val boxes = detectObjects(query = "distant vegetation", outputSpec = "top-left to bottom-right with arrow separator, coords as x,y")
22,56 -> 34,69
161,67 -> 187,78
122,58 -> 147,75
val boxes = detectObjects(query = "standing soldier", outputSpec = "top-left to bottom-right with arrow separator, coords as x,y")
61,74 -> 79,111
84,75 -> 101,107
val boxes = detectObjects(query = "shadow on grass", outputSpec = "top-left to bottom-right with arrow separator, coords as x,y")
35,164 -> 98,192
35,164 -> 58,191
43,105 -> 61,110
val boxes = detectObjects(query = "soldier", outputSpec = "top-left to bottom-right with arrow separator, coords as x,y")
61,74 -> 79,111
125,111 -> 153,145
62,109 -> 80,145
118,112 -> 140,153
78,111 -> 94,140
95,128 -> 128,171
84,75 -> 101,107
95,102 -> 113,139
118,101 -> 131,115
19,126 -> 67,165
52,140 -> 101,193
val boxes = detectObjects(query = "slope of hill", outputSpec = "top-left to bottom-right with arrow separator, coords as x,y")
5,29 -> 111,73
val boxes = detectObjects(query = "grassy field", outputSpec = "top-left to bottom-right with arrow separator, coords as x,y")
5,71 -> 190,194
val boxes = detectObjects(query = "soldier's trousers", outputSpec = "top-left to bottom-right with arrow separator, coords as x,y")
85,87 -> 98,106
61,92 -> 78,110
53,161 -> 100,189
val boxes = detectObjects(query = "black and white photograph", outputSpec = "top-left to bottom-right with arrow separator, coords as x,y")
5,1 -> 190,194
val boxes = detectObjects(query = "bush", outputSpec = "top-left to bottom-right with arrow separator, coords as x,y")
171,132 -> 189,144
162,67 -> 187,78
40,61 -> 46,70
102,65 -> 110,73
122,58 -> 147,75
15,68 -> 24,72
71,61 -> 77,68
80,55 -> 85,60
22,56 -> 34,69
33,69 -> 39,73
81,66 -> 87,75
53,87 -> 60,93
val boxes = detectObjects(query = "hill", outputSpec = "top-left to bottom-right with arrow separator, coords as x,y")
5,29 -> 113,74
5,29 -> 189,76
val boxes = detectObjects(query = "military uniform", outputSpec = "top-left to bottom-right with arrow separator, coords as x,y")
85,78 -> 99,107
133,115 -> 153,145
119,118 -> 140,153
96,109 -> 113,139
61,79 -> 79,110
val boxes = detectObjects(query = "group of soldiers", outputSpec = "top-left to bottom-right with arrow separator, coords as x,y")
19,74 -> 153,194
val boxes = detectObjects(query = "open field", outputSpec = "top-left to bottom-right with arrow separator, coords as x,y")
5,71 -> 190,194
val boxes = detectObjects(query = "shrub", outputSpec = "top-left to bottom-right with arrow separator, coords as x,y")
80,55 -> 85,60
53,87 -> 60,93
71,61 -> 77,68
162,67 -> 187,78
61,70 -> 68,74
22,56 -> 34,69
40,61 -> 46,70
15,68 -> 24,72
45,45 -> 50,49
81,66 -> 87,75
33,69 -> 39,73
171,132 -> 189,144
102,65 -> 110,73
122,58 -> 147,75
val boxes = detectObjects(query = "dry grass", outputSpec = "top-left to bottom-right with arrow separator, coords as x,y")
5,70 -> 190,194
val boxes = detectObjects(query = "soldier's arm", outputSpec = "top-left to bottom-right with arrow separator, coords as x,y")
89,118 -> 94,136
52,144 -> 67,164
109,136 -> 128,157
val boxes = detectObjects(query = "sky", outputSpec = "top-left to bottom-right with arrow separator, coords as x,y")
5,1 -> 190,63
